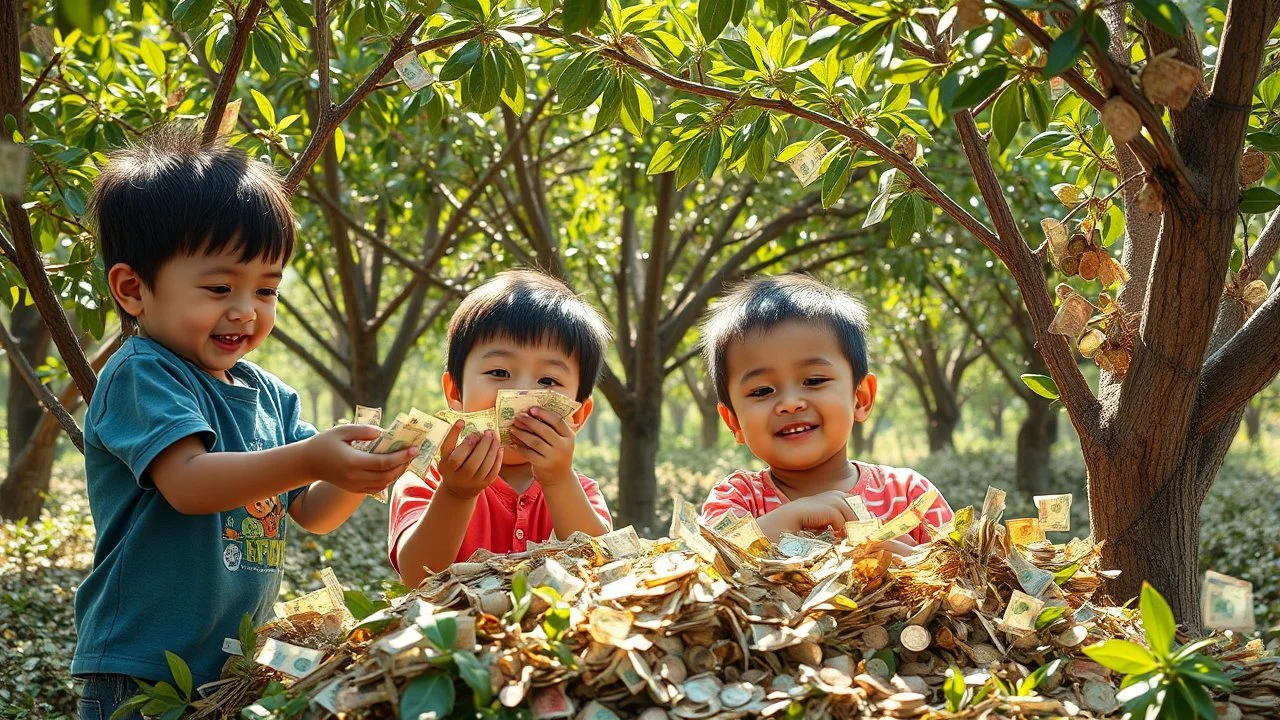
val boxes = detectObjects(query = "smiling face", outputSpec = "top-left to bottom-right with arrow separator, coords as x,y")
443,335 -> 592,467
109,245 -> 283,382
718,320 -> 876,483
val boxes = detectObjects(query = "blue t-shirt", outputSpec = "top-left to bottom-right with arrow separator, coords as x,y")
72,337 -> 317,686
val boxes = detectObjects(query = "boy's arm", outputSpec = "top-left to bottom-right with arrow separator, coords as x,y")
394,426 -> 504,588
394,487 -> 479,587
541,471 -> 611,539
756,492 -> 856,541
287,483 -> 367,534
149,426 -> 414,516
510,409 -> 608,539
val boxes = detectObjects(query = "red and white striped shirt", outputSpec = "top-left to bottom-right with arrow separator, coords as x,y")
700,462 -> 953,545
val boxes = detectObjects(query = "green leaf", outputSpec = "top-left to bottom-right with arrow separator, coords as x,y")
254,32 -> 282,76
280,0 -> 313,25
1024,83 -> 1051,132
139,38 -> 166,77
943,66 -> 1009,115
1132,0 -> 1187,39
1240,187 -> 1280,214
1019,130 -> 1073,158
164,651 -> 193,699
1043,22 -> 1084,79
439,39 -> 483,82
1083,639 -> 1160,675
453,651 -> 493,705
885,59 -> 937,84
944,666 -> 965,712
1230,248 -> 1243,274
344,589 -> 388,620
110,694 -> 151,720
172,0 -> 216,32
1035,605 -> 1068,630
889,194 -> 918,244
1247,130 -> 1280,151
991,85 -> 1023,153
820,152 -> 853,209
401,673 -> 455,719
1172,676 -> 1217,719
702,130 -> 723,179
1139,582 -> 1176,659
562,0 -> 605,33
698,0 -> 732,42
1020,373 -> 1059,400
249,88 -> 275,127
1053,562 -> 1080,585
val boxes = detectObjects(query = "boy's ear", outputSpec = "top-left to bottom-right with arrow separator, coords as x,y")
568,396 -> 593,431
107,263 -> 145,318
442,371 -> 464,411
853,372 -> 877,423
717,403 -> 747,445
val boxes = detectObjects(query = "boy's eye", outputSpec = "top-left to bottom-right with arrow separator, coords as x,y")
204,286 -> 231,295
485,369 -> 510,379
746,386 -> 773,398
538,377 -> 561,387
258,288 -> 280,298
804,377 -> 831,387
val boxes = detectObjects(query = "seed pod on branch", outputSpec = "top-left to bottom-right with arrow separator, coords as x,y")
1240,148 -> 1268,187
954,0 -> 986,33
1101,97 -> 1142,143
1140,52 -> 1201,110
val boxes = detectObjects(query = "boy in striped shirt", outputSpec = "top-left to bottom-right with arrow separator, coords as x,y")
698,274 -> 952,546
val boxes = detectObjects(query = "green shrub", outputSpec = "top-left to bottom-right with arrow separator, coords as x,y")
1197,449 -> 1280,629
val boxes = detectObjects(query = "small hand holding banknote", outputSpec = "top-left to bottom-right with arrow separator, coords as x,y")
302,424 -> 418,497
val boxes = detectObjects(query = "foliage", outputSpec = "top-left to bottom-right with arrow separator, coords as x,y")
1083,583 -> 1234,719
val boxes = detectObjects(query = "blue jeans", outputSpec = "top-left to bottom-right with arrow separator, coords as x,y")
75,674 -> 143,720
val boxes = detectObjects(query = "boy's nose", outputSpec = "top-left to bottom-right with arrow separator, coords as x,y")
227,303 -> 255,323
776,395 -> 807,414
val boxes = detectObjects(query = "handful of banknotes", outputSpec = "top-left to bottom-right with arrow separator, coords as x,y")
346,390 -> 582,502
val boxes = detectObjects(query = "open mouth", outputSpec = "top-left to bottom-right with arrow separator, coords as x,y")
211,334 -> 248,352
775,423 -> 818,438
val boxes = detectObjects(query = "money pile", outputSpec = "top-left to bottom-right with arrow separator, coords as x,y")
217,488 -> 1278,720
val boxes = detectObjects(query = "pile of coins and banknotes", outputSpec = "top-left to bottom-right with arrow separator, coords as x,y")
343,391 -> 582,501
196,488 -> 1277,720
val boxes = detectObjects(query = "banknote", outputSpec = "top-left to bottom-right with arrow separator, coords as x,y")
1006,517 -> 1047,546
787,141 -> 826,187
255,637 -> 325,678
1033,493 -> 1072,532
844,518 -> 882,544
1202,570 -> 1255,633
597,526 -> 646,559
982,486 -> 1007,522
869,488 -> 938,542
1006,546 -> 1054,597
1003,590 -> 1044,632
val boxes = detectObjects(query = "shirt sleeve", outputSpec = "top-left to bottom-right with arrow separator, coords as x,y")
387,466 -> 441,574
91,352 -> 215,490
576,473 -> 614,531
700,472 -> 759,522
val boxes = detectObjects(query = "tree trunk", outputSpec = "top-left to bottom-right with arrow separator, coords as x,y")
1244,400 -> 1262,446
989,397 -> 1005,438
1,301 -> 57,521
924,408 -> 958,453
1016,398 -> 1056,495
670,400 -> 688,437
615,396 -> 662,536
1089,451 -> 1203,624
698,397 -> 719,450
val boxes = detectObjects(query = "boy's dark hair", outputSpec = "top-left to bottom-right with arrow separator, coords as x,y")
89,123 -> 295,307
701,273 -> 869,409
446,270 -> 612,402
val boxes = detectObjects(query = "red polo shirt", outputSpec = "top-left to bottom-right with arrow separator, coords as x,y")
387,465 -> 613,574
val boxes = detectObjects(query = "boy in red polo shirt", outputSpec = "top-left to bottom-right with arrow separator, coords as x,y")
389,271 -> 614,587
698,274 -> 952,546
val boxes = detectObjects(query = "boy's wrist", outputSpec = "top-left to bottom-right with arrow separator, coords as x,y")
439,475 -> 485,500
535,467 -> 576,489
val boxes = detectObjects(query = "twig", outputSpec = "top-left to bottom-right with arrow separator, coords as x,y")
202,0 -> 267,145
0,317 -> 84,452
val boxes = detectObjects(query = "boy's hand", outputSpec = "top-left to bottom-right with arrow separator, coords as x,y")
780,491 -> 857,534
438,422 -> 503,500
510,407 -> 575,486
304,425 -> 418,495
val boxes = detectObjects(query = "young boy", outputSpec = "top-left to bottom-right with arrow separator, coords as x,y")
389,270 -> 614,587
698,274 -> 952,545
73,126 -> 417,716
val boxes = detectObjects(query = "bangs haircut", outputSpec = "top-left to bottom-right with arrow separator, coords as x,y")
446,270 -> 612,402
701,273 -> 869,409
89,122 -> 295,294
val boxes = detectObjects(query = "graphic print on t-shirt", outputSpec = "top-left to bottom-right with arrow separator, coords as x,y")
222,494 -> 288,572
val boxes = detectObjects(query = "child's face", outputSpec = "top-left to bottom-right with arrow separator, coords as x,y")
109,246 -> 283,381
443,335 -> 590,466
718,320 -> 876,475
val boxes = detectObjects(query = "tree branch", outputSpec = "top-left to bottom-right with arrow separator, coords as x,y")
0,316 -> 83,452
201,0 -> 267,145
1195,285 -> 1280,435
270,326 -> 353,403
278,293 -> 347,364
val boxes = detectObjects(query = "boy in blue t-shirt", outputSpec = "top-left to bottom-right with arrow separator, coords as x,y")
72,125 -> 418,718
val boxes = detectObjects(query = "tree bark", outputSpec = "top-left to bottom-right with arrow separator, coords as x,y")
670,399 -> 688,437
699,402 -> 719,450
989,397 -> 1005,438
1244,399 -> 1262,445
615,396 -> 662,536
1016,398 -> 1056,495
1,301 -> 56,521
925,409 -> 958,454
